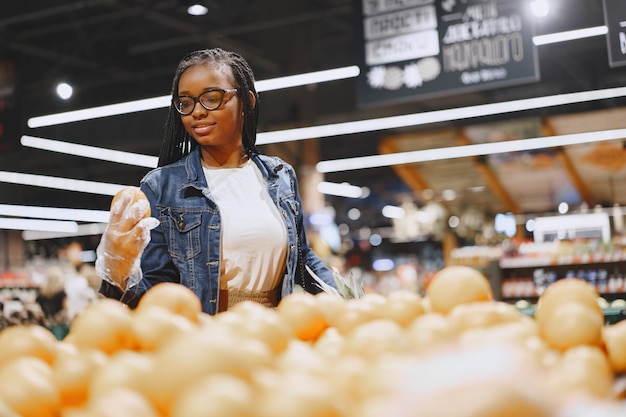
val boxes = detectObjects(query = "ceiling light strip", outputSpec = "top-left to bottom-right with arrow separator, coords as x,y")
532,25 -> 608,46
25,23 -> 605,130
19,86 -> 626,170
317,181 -> 365,198
22,223 -> 108,241
255,66 -> 360,91
0,218 -> 78,233
0,171 -> 126,196
316,128 -> 626,173
0,204 -> 110,223
21,136 -> 158,168
28,96 -> 171,128
257,87 -> 626,144
27,66 -> 361,128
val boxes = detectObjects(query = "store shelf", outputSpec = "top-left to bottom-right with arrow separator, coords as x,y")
500,252 -> 626,269
517,305 -> 626,325
488,256 -> 626,306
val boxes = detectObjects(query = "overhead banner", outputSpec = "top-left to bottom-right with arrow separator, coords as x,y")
356,0 -> 540,107
603,0 -> 626,68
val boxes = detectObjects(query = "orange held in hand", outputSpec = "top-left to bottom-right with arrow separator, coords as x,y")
97,186 -> 158,289
110,186 -> 151,218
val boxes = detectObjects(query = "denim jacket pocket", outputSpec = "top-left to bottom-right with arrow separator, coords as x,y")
160,208 -> 202,261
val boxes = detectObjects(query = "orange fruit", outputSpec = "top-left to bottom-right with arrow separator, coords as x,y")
89,350 -> 155,400
84,387 -> 159,417
275,339 -> 331,377
602,319 -> 626,373
447,301 -> 524,333
136,282 -> 202,323
53,343 -> 108,407
0,325 -> 59,367
313,327 -> 346,359
354,292 -> 387,317
547,345 -> 614,401
110,186 -> 151,218
323,355 -> 369,411
426,266 -> 493,314
145,330 -> 271,416
459,316 -> 540,349
328,293 -> 386,335
312,292 -> 345,325
66,298 -> 137,354
130,305 -> 196,351
414,379 -> 550,417
378,290 -> 425,327
406,313 -> 456,353
171,374 -> 254,417
218,301 -> 291,354
276,292 -> 328,341
0,399 -> 19,417
254,370 -> 342,417
535,278 -> 601,326
0,356 -> 60,417
538,301 -> 604,351
343,319 -> 408,358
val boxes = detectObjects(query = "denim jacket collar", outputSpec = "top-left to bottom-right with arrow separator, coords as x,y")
183,146 -> 283,187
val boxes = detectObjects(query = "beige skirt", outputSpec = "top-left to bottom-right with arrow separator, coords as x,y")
218,287 -> 281,312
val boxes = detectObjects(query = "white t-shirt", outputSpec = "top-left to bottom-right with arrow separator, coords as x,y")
202,160 -> 288,292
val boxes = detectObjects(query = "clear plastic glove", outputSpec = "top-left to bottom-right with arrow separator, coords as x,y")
95,187 -> 159,291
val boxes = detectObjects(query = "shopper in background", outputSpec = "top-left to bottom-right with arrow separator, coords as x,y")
58,241 -> 99,320
36,265 -> 67,321
96,48 -> 337,314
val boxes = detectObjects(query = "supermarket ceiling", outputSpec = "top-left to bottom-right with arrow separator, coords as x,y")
1,0 -> 626,243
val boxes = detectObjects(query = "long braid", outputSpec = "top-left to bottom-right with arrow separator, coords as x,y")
157,48 -> 260,167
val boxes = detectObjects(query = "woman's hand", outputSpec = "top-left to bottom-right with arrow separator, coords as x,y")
95,187 -> 159,290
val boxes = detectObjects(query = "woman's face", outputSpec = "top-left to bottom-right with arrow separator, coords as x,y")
177,63 -> 244,151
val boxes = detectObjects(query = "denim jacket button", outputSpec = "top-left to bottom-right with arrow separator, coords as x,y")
282,210 -> 287,218
178,221 -> 184,228
290,245 -> 295,252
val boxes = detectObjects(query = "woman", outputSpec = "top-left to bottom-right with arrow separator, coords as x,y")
96,48 -> 337,314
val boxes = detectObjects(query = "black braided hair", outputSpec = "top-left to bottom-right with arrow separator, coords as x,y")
157,48 -> 260,167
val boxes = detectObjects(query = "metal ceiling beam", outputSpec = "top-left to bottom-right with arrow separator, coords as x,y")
543,122 -> 594,207
458,132 -> 519,215
378,138 -> 431,201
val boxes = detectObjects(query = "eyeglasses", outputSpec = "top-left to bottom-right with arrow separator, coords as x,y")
172,88 -> 238,115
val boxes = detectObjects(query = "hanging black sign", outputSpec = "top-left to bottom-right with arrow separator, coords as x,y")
603,0 -> 626,68
356,0 -> 540,108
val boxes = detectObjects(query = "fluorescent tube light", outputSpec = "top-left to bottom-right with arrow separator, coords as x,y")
0,218 -> 78,233
22,222 -> 108,241
255,66 -> 360,91
533,26 -> 608,46
27,66 -> 361,128
28,96 -> 171,128
382,205 -> 405,219
317,181 -> 367,198
316,127 -> 626,173
18,86 -> 626,172
21,136 -> 158,168
25,20 -> 604,130
257,87 -> 626,145
0,171 -> 125,195
0,204 -> 110,223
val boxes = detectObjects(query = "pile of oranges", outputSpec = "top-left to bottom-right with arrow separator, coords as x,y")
0,265 -> 625,417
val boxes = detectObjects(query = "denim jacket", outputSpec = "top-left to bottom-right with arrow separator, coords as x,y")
100,146 -> 336,314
